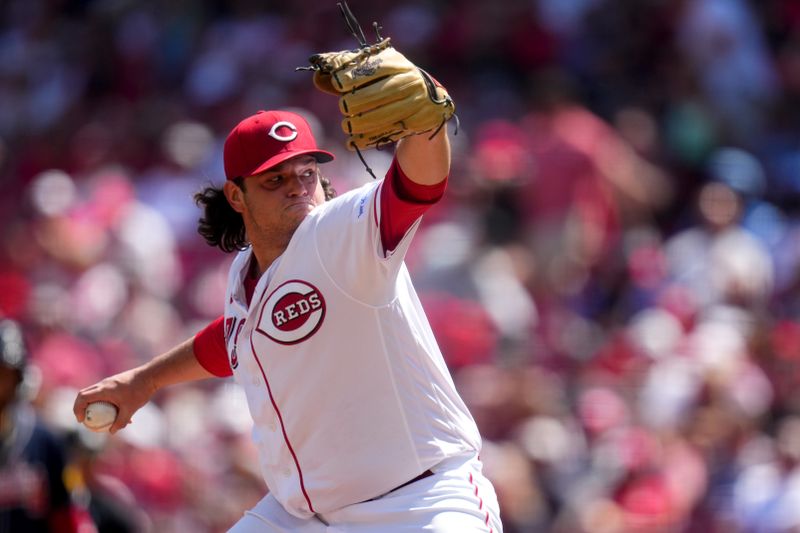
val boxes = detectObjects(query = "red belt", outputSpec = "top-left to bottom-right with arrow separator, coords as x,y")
363,469 -> 434,502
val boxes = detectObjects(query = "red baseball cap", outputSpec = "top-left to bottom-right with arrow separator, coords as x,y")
223,110 -> 335,181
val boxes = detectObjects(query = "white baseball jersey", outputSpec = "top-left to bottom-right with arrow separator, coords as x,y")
221,179 -> 482,518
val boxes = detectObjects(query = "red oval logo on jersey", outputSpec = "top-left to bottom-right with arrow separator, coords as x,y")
256,280 -> 326,345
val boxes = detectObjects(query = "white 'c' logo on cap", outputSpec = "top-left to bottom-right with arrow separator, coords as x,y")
268,121 -> 298,142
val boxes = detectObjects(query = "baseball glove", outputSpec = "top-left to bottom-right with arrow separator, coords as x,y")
305,38 -> 456,151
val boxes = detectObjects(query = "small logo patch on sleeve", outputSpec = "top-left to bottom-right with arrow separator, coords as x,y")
357,194 -> 368,219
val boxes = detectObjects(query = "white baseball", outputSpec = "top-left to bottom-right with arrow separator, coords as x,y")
83,401 -> 118,432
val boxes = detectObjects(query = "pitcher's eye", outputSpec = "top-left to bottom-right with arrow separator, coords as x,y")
263,175 -> 283,188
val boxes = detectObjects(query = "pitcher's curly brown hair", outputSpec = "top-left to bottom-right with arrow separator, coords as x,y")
195,171 -> 336,253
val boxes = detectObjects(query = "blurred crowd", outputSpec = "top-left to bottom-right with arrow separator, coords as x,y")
1,0 -> 800,531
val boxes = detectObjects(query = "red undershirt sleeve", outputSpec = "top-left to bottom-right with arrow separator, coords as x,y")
379,157 -> 447,254
193,316 -> 233,378
193,261 -> 258,378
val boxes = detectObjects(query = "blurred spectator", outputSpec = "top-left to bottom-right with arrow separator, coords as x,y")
664,178 -> 774,310
517,72 -> 672,308
677,0 -> 779,144
0,319 -> 93,532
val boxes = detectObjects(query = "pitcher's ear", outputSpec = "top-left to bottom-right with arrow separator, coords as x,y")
223,180 -> 246,214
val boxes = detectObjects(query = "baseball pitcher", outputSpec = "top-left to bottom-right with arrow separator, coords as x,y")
73,7 -> 502,531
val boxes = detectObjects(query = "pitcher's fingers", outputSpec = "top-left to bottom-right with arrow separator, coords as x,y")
73,386 -> 108,422
339,71 -> 422,116
109,421 -> 130,435
73,392 -> 91,422
341,92 -> 430,136
109,408 -> 132,434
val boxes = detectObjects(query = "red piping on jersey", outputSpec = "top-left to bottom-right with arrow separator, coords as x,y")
248,334 -> 316,514
468,471 -> 493,532
373,181 -> 380,228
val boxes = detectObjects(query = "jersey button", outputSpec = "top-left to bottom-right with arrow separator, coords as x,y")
282,467 -> 292,478
268,420 -> 277,431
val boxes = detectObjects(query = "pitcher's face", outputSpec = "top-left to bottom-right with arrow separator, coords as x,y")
225,155 -> 326,241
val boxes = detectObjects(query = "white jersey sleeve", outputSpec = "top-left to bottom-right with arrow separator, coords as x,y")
312,180 -> 419,305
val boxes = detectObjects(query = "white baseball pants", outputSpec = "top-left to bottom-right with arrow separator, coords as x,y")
227,452 -> 502,532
